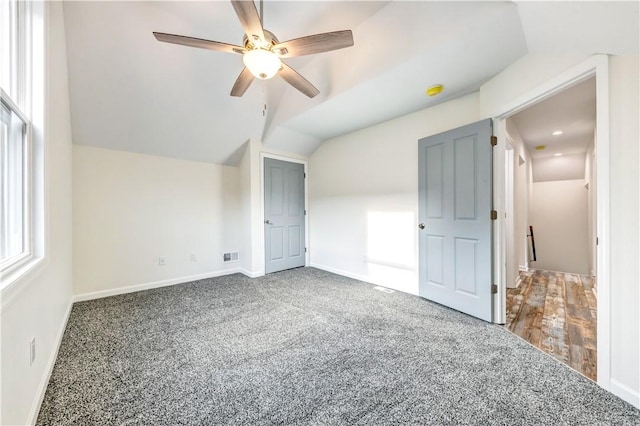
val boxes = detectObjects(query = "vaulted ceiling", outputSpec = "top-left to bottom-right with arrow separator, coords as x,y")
62,1 -> 639,165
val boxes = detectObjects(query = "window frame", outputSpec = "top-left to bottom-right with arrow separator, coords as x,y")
0,0 -> 38,285
1,89 -> 33,275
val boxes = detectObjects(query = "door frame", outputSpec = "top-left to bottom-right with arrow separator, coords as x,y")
491,55 -> 610,389
503,136 -> 516,289
259,152 -> 309,273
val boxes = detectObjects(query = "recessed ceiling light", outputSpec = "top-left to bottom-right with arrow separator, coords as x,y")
552,130 -> 563,136
555,153 -> 563,157
426,84 -> 444,97
535,145 -> 546,150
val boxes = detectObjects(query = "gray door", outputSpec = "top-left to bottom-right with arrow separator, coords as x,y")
264,158 -> 306,274
418,119 -> 493,322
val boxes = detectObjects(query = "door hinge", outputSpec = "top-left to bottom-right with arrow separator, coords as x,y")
304,210 -> 306,216
304,173 -> 306,178
490,136 -> 497,146
491,284 -> 498,294
490,210 -> 498,220
305,247 -> 307,253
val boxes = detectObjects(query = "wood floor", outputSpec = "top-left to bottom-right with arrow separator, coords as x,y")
505,270 -> 597,381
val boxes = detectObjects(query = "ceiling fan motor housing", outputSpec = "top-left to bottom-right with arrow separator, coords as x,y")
243,29 -> 279,51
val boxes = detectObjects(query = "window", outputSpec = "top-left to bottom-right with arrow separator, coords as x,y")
1,0 -> 36,279
1,94 -> 30,269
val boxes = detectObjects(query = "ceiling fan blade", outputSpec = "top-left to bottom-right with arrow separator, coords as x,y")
230,67 -> 254,97
153,32 -> 245,54
230,0 -> 266,46
272,30 -> 354,58
279,63 -> 320,98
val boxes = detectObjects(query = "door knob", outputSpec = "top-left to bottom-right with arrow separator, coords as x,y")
265,220 -> 273,225
418,223 -> 425,230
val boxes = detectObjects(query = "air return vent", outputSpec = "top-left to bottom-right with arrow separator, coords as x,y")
223,252 -> 239,263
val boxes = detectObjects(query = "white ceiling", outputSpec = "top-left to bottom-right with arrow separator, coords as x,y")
510,77 -> 596,159
62,1 -> 639,165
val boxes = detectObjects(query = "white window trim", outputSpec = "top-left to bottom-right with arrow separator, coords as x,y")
0,0 -> 45,295
1,88 -> 34,275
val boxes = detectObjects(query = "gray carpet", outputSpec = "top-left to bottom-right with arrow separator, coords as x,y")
37,267 -> 639,425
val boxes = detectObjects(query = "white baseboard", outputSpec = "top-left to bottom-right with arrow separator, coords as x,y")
309,262 -> 378,286
238,269 -> 263,278
27,298 -> 73,425
509,276 -> 523,289
610,379 -> 640,408
73,268 -> 243,302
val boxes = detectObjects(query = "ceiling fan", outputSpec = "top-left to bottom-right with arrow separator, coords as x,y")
153,0 -> 354,98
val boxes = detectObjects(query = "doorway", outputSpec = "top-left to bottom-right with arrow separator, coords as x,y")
263,157 -> 306,274
499,76 -> 598,381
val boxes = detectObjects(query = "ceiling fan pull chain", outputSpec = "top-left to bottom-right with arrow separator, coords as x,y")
259,0 -> 263,27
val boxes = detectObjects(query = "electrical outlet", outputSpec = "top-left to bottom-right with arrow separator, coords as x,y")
30,337 -> 36,366
159,256 -> 166,266
190,253 -> 196,262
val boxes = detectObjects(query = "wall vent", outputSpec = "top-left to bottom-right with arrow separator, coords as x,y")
223,252 -> 239,262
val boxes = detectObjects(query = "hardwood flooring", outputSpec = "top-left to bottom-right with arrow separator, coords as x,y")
506,270 -> 597,381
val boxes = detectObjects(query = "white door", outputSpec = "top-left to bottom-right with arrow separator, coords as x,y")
418,119 -> 494,322
264,158 -> 306,274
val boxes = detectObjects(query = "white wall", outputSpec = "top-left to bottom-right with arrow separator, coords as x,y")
608,55 -> 639,403
480,53 -> 639,407
0,3 -> 74,424
479,54 -> 590,114
238,141 -> 256,275
533,153 -> 586,182
505,119 -> 533,280
309,93 -> 480,294
222,155 -> 242,268
505,119 -> 532,288
529,180 -> 589,274
73,146 -> 241,298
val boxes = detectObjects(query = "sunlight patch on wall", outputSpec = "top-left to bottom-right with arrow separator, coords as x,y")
366,211 -> 415,269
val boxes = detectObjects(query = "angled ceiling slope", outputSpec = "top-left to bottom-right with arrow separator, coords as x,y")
63,1 -> 639,165
264,1 -> 527,153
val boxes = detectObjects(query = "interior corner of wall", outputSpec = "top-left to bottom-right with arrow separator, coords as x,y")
249,137 -> 262,154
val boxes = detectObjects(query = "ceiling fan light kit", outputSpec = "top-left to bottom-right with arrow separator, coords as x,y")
153,0 -> 354,98
242,49 -> 281,79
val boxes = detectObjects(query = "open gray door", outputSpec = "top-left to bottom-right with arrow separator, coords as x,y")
264,158 -> 306,274
418,119 -> 494,322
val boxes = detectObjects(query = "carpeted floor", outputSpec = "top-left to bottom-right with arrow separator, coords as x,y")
37,267 -> 640,425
